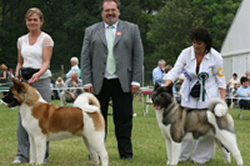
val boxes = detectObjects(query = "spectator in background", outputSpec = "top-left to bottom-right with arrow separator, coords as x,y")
65,57 -> 80,79
173,73 -> 185,104
245,71 -> 250,82
60,72 -> 83,106
152,59 -> 166,85
55,77 -> 64,99
226,82 -> 239,107
8,67 -> 15,78
0,64 -> 12,85
236,76 -> 250,109
49,79 -> 55,100
55,77 -> 64,88
227,73 -> 240,92
161,65 -> 172,86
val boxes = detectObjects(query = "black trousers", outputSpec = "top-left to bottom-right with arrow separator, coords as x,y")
239,99 -> 250,109
96,78 -> 133,158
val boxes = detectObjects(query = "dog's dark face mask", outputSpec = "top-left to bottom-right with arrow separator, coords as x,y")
2,90 -> 20,107
2,79 -> 23,107
151,83 -> 174,110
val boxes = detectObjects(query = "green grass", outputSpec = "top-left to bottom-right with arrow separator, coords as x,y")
0,99 -> 250,166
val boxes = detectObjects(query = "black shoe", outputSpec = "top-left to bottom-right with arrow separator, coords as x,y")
44,158 -> 49,163
121,156 -> 132,160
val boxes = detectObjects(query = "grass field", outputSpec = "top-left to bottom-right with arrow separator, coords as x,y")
0,98 -> 249,166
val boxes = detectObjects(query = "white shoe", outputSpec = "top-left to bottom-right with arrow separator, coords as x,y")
12,159 -> 22,164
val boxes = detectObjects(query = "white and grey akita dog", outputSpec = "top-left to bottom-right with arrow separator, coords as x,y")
151,83 -> 243,166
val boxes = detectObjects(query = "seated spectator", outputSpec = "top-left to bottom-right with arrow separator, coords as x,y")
49,79 -> 56,100
236,76 -> 250,109
173,73 -> 185,104
60,72 -> 83,106
55,77 -> 65,99
161,65 -> 172,86
8,67 -> 15,78
227,73 -> 240,93
226,83 -> 239,107
65,57 -> 80,79
245,71 -> 250,80
152,59 -> 166,85
0,64 -> 12,85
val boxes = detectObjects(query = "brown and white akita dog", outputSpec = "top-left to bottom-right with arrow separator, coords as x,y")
2,78 -> 108,166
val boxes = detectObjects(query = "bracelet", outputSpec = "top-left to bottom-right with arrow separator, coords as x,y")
15,76 -> 19,78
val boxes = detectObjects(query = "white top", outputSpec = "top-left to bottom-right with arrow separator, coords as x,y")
17,32 -> 54,79
66,65 -> 80,79
55,80 -> 64,88
228,77 -> 240,90
167,46 -> 226,108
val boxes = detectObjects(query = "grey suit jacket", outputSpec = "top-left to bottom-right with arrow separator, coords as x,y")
81,20 -> 144,95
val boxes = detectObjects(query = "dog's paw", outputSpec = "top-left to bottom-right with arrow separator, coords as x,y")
29,160 -> 36,165
35,161 -> 44,165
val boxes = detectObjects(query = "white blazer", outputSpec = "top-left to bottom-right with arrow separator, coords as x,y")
167,46 -> 226,108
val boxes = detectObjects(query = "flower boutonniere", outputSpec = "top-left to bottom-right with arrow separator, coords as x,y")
116,31 -> 122,36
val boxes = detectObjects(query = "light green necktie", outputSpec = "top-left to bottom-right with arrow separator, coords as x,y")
107,25 -> 116,75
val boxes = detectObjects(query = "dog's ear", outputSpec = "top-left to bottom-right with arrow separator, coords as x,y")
154,82 -> 161,90
12,78 -> 22,86
165,83 -> 173,94
12,78 -> 27,92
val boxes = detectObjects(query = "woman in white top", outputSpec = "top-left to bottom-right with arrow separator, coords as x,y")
164,26 -> 226,164
227,73 -> 240,92
12,8 -> 53,164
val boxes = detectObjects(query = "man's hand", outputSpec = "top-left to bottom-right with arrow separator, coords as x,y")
84,85 -> 94,93
72,81 -> 78,87
68,92 -> 76,100
131,85 -> 140,94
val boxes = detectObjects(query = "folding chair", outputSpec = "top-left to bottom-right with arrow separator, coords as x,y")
141,87 -> 153,116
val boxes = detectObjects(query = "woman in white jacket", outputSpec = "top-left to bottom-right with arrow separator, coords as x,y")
164,26 -> 226,164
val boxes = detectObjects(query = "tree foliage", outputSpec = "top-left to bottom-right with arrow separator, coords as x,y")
147,0 -> 241,70
0,0 -> 241,73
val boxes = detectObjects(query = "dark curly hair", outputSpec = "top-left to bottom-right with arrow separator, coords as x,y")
190,26 -> 212,54
240,76 -> 249,85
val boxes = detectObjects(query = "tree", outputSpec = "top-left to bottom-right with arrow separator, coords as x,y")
147,0 -> 241,71
147,0 -> 195,68
0,0 -> 241,77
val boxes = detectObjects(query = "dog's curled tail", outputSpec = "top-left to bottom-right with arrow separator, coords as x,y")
73,92 -> 101,113
207,98 -> 228,117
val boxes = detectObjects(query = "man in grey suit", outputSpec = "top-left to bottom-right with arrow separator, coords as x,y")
81,0 -> 143,160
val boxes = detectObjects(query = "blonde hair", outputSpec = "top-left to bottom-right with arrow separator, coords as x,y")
0,64 -> 7,70
70,57 -> 79,64
57,77 -> 63,81
25,7 -> 44,21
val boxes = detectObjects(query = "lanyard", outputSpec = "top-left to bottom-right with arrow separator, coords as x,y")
198,72 -> 209,101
